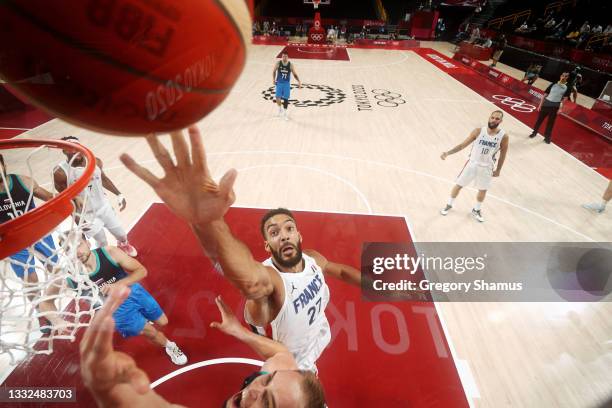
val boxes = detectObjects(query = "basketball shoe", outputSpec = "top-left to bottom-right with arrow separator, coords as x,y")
471,209 -> 484,222
582,202 -> 606,213
165,341 -> 187,365
440,205 -> 452,215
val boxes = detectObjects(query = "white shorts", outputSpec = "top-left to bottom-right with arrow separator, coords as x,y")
456,163 -> 493,190
81,203 -> 126,240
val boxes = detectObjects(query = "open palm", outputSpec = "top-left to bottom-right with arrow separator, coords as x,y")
120,127 -> 236,225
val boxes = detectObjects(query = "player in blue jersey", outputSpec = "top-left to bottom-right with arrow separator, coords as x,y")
273,51 -> 301,120
0,154 -> 56,292
73,239 -> 187,365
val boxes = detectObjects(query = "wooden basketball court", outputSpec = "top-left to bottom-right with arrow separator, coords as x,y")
1,43 -> 611,407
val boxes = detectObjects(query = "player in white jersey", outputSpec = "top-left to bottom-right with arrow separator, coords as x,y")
53,136 -> 137,256
81,285 -> 327,407
120,127 -> 361,372
439,110 -> 509,222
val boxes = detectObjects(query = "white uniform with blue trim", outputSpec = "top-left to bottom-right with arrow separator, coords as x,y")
245,253 -> 331,372
456,126 -> 505,190
56,162 -> 124,239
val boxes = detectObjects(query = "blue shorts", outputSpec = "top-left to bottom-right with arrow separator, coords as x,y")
275,81 -> 291,100
9,234 -> 58,279
113,283 -> 164,338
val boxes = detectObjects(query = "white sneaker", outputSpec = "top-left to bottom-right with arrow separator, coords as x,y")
283,110 -> 289,121
440,204 -> 452,216
165,342 -> 187,365
471,209 -> 484,222
582,203 -> 605,213
118,241 -> 138,257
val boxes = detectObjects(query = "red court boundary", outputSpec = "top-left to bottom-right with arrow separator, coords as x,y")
2,205 -> 470,407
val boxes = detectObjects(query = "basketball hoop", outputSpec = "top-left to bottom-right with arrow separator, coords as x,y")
0,139 -> 95,258
0,138 -> 103,364
313,0 -> 320,9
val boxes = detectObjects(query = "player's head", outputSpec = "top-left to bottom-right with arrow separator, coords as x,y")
488,110 -> 504,129
76,238 -> 92,264
223,370 -> 326,408
281,52 -> 288,63
260,208 -> 303,268
559,71 -> 570,83
60,136 -> 85,165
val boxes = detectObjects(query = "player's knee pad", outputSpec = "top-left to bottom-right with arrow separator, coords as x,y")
283,99 -> 289,109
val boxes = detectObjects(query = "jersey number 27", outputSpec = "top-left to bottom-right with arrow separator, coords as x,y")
307,298 -> 322,325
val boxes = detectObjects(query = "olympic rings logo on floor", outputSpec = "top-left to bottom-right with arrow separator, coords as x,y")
492,95 -> 536,112
371,89 -> 406,107
261,83 -> 347,107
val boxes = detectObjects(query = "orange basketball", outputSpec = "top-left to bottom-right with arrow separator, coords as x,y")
0,0 -> 250,135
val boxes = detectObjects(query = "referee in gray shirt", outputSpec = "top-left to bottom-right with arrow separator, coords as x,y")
529,71 -> 571,144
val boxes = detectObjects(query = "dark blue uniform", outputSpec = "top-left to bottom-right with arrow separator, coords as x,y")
1,174 -> 57,278
275,61 -> 292,100
84,248 -> 163,337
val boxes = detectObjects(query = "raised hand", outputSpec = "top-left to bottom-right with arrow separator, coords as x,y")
80,285 -> 150,405
209,295 -> 243,338
120,126 -> 236,226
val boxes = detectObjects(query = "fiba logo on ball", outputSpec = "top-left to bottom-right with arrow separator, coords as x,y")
261,84 -> 347,107
0,0 -> 252,135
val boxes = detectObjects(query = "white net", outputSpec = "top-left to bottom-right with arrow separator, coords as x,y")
0,143 -> 103,364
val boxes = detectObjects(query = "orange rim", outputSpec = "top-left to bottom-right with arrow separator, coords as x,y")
0,139 -> 95,259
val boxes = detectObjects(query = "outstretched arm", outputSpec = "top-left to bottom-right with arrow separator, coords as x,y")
304,249 -> 361,286
18,175 -> 54,201
441,128 -> 479,159
210,296 -> 289,361
193,221 -> 276,299
80,285 -> 184,408
120,128 -> 276,300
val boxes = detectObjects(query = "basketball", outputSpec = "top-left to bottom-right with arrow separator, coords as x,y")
0,0 -> 251,135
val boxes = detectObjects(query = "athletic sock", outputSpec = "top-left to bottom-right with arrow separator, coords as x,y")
447,197 -> 455,206
474,202 -> 482,211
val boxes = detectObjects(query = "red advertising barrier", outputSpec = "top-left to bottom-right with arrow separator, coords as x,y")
454,53 -> 612,141
351,39 -> 420,49
592,99 -> 612,118
506,35 -> 612,73
570,48 -> 612,74
254,16 -> 385,27
410,10 -> 438,40
560,101 -> 612,141
458,41 -> 493,61
252,35 -> 289,45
